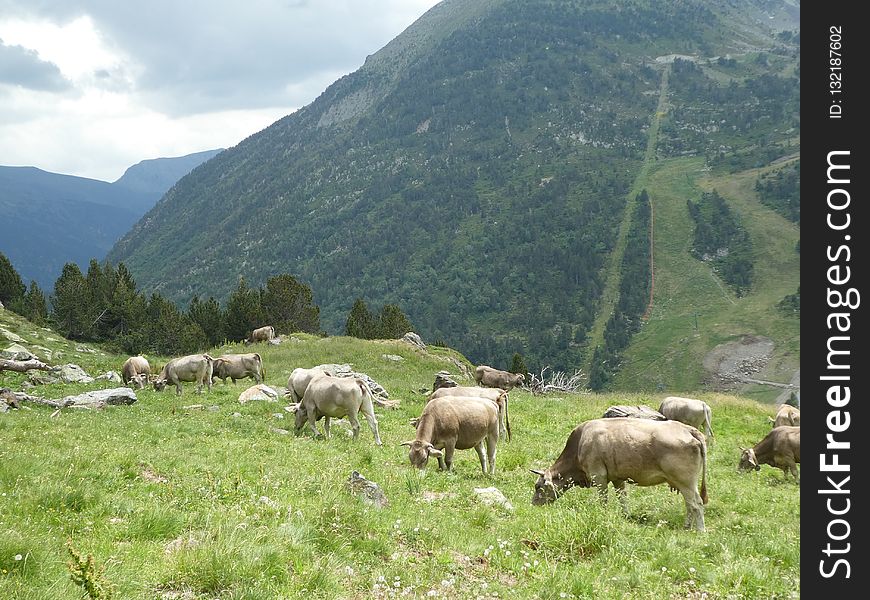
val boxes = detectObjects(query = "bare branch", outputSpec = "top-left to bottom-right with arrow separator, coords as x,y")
0,358 -> 51,373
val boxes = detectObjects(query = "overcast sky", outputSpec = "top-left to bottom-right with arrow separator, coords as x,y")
0,0 -> 441,182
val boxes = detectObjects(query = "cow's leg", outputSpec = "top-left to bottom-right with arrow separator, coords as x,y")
175,381 -> 183,395
323,416 -> 332,439
680,487 -> 705,532
613,480 -> 629,515
486,431 -> 498,475
474,442 -> 488,474
359,402 -> 382,445
307,411 -> 321,438
442,443 -> 456,471
589,471 -> 608,504
347,411 -> 361,440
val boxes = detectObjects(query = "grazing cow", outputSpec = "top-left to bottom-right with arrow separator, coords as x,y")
294,375 -> 381,445
474,365 -> 525,391
402,395 -> 500,475
427,386 -> 511,441
249,325 -> 276,344
121,356 -> 151,389
658,396 -> 714,442
739,425 -> 800,482
287,366 -> 334,403
153,354 -> 214,395
212,353 -> 265,384
770,404 -> 800,428
531,418 -> 708,531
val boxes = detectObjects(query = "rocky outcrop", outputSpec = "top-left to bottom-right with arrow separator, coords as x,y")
602,405 -> 667,420
401,332 -> 426,351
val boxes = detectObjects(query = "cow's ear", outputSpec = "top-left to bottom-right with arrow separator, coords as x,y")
427,447 -> 444,457
400,441 -> 413,447
529,469 -> 545,476
738,446 -> 746,452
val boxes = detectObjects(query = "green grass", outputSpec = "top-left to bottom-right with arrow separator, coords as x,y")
1,313 -> 799,599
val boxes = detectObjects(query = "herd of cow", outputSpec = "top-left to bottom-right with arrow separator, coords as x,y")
119,345 -> 799,533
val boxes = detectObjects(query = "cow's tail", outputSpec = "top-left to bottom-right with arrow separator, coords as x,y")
357,379 -> 375,411
705,405 -> 714,439
690,427 -> 708,505
255,353 -> 265,381
498,390 -> 511,442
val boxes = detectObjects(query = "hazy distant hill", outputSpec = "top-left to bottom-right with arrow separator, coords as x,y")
0,149 -> 222,291
108,0 -> 799,378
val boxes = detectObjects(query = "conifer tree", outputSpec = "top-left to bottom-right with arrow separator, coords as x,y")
225,277 -> 265,342
260,274 -> 320,334
188,295 -> 226,347
23,280 -> 48,325
51,263 -> 91,339
0,252 -> 25,309
375,303 -> 413,339
345,298 -> 376,339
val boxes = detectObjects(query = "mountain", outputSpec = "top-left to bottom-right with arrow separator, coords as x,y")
0,149 -> 222,292
108,0 -> 799,385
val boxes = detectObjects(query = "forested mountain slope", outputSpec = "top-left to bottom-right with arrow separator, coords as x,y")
108,0 -> 799,375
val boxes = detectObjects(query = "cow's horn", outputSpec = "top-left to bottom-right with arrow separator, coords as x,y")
529,469 -> 545,476
400,441 -> 413,447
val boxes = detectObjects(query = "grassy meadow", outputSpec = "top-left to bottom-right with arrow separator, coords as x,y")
1,309 -> 799,599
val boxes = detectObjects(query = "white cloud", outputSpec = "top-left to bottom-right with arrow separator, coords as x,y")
0,0 -> 441,181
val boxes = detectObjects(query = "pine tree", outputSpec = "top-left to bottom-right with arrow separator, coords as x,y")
51,263 -> 91,339
345,298 -> 376,339
260,274 -> 320,334
509,352 -> 527,377
144,293 -> 207,355
188,295 -> 226,347
225,277 -> 265,342
23,281 -> 48,325
375,303 -> 413,339
0,252 -> 26,309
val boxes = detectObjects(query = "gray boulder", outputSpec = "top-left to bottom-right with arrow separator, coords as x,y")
473,487 -> 514,512
1,343 -> 37,361
346,471 -> 389,508
602,405 -> 667,420
61,387 -> 138,408
53,364 -> 95,384
401,332 -> 426,351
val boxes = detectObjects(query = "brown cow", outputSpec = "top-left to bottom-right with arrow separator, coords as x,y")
739,426 -> 800,482
249,325 -> 276,343
531,418 -> 708,531
770,404 -> 800,428
287,366 -> 334,403
294,375 -> 381,445
153,354 -> 214,395
427,386 -> 511,441
474,365 -> 525,391
402,395 -> 500,475
659,396 -> 713,442
212,353 -> 265,384
121,356 -> 151,389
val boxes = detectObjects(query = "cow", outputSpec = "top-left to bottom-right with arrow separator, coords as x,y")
401,395 -> 500,475
249,325 -> 276,344
739,425 -> 800,482
212,353 -> 265,385
294,374 -> 382,445
153,354 -> 214,395
121,356 -> 151,389
531,418 -> 708,531
658,396 -> 714,442
474,365 -> 525,391
427,385 -> 511,441
286,366 -> 335,403
770,404 -> 800,428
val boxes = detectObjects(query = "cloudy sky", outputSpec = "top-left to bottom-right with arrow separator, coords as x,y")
0,0 -> 440,182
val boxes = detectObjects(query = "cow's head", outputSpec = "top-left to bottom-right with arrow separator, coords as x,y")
737,447 -> 761,472
401,440 -> 443,470
152,378 -> 168,392
293,403 -> 308,434
530,468 -> 572,505
130,373 -> 147,389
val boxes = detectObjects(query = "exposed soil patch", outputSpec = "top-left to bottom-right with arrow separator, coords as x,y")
702,335 -> 774,391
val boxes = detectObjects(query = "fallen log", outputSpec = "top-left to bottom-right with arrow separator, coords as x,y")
0,358 -> 52,373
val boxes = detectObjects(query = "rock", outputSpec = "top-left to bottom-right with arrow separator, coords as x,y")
382,354 -> 404,362
238,384 -> 281,404
61,387 -> 138,408
602,405 -> 667,420
268,337 -> 282,346
75,345 -> 96,354
346,471 -> 389,508
96,371 -> 123,384
401,332 -> 426,351
1,343 -> 37,361
473,487 -> 513,512
53,364 -> 94,384
317,364 -> 390,399
433,371 -> 458,392
270,427 -> 291,435
0,328 -> 24,343
27,372 -> 60,385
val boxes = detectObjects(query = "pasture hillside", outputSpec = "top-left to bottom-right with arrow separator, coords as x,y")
1,310 -> 799,599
